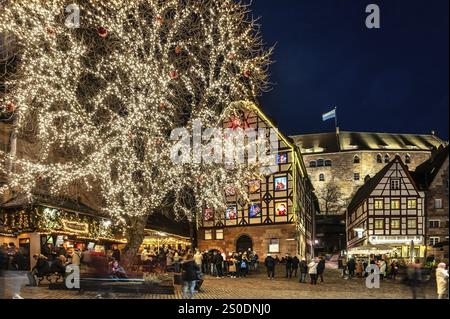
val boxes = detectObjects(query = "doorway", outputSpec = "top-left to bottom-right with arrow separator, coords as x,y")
236,235 -> 253,253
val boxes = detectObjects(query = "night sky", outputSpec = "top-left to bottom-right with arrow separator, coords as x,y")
250,0 -> 449,140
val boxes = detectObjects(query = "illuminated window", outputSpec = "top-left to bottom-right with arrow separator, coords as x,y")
407,199 -> 417,209
374,219 -> 384,230
204,230 -> 213,240
391,199 -> 401,210
319,174 -> 325,182
391,179 -> 401,190
215,229 -> 224,240
354,156 -> 360,164
435,199 -> 443,209
391,219 -> 401,229
374,199 -> 384,210
407,218 -> 417,229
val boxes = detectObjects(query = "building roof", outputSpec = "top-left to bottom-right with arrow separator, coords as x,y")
290,131 -> 446,155
1,193 -> 97,216
411,145 -> 449,190
347,159 -> 396,213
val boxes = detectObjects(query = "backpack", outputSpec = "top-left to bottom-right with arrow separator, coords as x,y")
241,261 -> 247,268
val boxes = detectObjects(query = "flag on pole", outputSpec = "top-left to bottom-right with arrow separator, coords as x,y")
322,108 -> 337,122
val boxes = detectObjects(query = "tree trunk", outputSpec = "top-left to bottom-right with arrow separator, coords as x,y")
123,215 -> 148,270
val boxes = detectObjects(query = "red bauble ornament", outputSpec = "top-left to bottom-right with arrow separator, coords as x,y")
156,15 -> 164,25
6,102 -> 16,113
46,27 -> 56,36
228,53 -> 236,60
243,70 -> 251,78
156,139 -> 162,146
175,46 -> 182,54
169,71 -> 178,79
159,103 -> 167,110
98,27 -> 108,38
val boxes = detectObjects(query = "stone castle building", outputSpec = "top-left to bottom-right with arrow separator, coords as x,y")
291,129 -> 446,216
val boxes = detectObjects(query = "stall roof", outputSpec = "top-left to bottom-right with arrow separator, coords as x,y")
1,193 -> 97,216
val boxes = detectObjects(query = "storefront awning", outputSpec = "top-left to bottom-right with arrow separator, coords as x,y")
348,243 -> 395,255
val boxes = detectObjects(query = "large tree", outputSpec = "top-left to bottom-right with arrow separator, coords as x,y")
0,0 -> 271,261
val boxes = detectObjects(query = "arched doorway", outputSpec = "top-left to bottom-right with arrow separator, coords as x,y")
236,235 -> 253,253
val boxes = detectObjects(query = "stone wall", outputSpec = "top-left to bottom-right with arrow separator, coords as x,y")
303,151 -> 432,215
197,223 -> 302,259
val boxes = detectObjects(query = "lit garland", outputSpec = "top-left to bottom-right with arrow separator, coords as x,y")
0,1 -> 271,235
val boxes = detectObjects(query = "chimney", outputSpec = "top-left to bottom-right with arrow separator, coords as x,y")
431,130 -> 436,136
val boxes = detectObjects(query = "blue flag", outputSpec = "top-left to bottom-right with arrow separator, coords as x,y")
322,108 -> 336,122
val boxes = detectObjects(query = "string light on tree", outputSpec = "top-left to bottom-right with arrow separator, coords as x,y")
0,0 -> 271,261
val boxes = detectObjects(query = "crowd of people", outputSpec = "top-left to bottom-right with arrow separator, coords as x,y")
0,243 -> 29,271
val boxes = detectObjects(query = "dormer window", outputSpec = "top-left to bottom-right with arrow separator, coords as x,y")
317,159 -> 325,167
354,156 -> 361,164
405,154 -> 411,164
377,154 -> 383,164
310,161 -> 317,168
385,154 -> 391,163
325,160 -> 332,167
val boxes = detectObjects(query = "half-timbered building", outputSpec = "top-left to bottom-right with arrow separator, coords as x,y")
346,156 -> 426,260
197,103 -> 317,259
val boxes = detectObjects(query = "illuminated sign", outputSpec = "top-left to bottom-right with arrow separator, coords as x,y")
369,236 -> 423,245
62,220 -> 89,234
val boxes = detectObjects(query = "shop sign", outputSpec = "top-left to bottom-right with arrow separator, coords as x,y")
369,235 -> 423,245
62,219 -> 89,234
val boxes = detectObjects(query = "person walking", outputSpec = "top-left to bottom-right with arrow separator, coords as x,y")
356,260 -> 363,277
308,258 -> 318,285
317,257 -> 326,283
265,254 -> 276,280
299,258 -> 308,283
181,254 -> 200,299
292,256 -> 300,278
436,263 -> 449,300
193,250 -> 203,272
379,259 -> 387,280
390,260 -> 398,280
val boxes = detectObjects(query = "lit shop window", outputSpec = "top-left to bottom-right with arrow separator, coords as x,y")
269,239 -> 280,253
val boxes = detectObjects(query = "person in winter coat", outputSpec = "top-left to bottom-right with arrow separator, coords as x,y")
181,254 -> 200,299
265,254 -> 276,279
285,254 -> 293,278
347,258 -> 356,277
240,254 -> 249,277
356,260 -> 363,277
292,256 -> 300,278
213,251 -> 224,278
308,258 -> 318,285
317,257 -> 326,283
299,259 -> 308,283
229,256 -> 237,278
27,254 -> 49,286
436,263 -> 449,299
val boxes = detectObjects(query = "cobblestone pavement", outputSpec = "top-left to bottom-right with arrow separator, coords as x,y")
1,266 -> 438,300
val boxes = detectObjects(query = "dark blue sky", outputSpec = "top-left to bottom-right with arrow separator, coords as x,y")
250,0 -> 449,140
